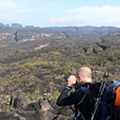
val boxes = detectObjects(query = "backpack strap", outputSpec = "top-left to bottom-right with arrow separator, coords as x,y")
74,86 -> 90,120
79,86 -> 90,97
102,88 -> 111,120
77,87 -> 90,106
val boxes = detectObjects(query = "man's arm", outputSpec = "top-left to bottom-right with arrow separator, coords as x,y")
56,84 -> 85,106
57,75 -> 76,106
57,75 -> 85,106
56,84 -> 72,106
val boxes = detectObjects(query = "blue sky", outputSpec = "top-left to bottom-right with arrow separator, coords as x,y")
0,0 -> 120,27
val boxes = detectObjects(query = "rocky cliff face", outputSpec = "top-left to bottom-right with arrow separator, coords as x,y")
16,28 -> 66,42
1,24 -> 120,45
0,26 -> 15,45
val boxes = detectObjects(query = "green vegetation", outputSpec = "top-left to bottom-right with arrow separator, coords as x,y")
0,26 -> 120,111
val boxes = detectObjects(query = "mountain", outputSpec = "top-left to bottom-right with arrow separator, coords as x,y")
0,24 -> 120,59
0,23 -> 120,44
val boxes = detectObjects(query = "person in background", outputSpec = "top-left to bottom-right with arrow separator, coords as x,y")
56,66 -> 93,120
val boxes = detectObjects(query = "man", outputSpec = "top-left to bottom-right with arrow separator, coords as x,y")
56,66 -> 93,120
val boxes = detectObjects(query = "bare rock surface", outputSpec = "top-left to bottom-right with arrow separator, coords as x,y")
0,99 -> 73,120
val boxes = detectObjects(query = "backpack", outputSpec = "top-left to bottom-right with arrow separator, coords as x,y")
76,80 -> 120,120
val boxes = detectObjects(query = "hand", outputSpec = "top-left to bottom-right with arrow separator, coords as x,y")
67,75 -> 76,87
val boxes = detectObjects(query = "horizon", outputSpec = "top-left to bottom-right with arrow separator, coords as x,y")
0,0 -> 120,27
1,22 -> 120,28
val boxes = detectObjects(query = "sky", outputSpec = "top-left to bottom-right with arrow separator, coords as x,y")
0,0 -> 120,27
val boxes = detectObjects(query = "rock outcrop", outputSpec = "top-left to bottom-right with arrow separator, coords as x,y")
0,99 -> 74,120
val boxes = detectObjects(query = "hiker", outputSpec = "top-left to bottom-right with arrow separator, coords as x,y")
56,66 -> 93,120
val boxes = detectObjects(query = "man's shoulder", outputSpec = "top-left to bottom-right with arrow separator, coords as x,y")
74,88 -> 88,96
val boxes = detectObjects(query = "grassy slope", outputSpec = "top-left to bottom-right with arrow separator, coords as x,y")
0,29 -> 120,111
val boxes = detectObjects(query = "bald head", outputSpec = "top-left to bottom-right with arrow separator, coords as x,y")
76,67 -> 92,83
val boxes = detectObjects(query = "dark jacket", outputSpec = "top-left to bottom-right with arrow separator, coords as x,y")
56,83 -> 92,120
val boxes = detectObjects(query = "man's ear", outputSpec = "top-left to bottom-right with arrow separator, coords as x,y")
79,75 -> 83,82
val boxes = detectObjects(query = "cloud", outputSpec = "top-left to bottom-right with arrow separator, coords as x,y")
48,5 -> 120,27
0,0 -> 31,25
0,0 -> 26,9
